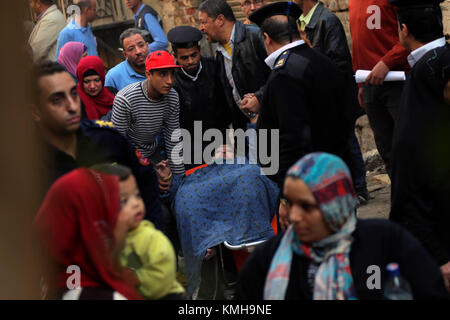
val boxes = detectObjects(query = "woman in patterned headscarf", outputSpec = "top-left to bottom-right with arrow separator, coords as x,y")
236,152 -> 448,300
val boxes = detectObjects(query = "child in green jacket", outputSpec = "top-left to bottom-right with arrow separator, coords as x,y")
93,163 -> 185,299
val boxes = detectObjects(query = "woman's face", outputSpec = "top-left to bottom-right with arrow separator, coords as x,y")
283,177 -> 333,244
82,75 -> 102,97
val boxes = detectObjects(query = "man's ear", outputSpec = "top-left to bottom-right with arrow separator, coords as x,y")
216,14 -> 225,27
263,32 -> 270,45
400,23 -> 409,37
30,103 -> 41,123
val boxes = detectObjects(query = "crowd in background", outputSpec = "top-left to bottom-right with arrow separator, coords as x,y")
26,0 -> 450,300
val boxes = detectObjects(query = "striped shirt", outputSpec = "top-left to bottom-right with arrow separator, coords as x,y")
111,80 -> 185,175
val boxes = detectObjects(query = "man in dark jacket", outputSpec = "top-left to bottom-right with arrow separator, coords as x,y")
168,26 -> 230,169
198,0 -> 271,131
31,60 -> 164,231
293,0 -> 369,206
248,2 -> 353,229
388,0 -> 450,291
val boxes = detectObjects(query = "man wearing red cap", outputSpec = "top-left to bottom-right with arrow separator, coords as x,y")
111,50 -> 184,252
112,50 -> 184,187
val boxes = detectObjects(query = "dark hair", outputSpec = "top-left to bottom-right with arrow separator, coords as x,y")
119,28 -> 147,49
83,69 -> 99,78
74,0 -> 93,10
198,0 -> 236,22
172,42 -> 200,55
397,5 -> 444,44
35,60 -> 68,79
260,16 -> 300,44
39,0 -> 55,5
90,163 -> 132,181
33,60 -> 69,98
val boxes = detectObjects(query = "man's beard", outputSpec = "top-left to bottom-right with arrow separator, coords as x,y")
131,55 -> 146,72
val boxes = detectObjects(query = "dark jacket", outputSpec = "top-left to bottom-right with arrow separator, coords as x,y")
216,21 -> 271,130
236,219 -> 449,300
39,120 -> 164,230
390,43 -> 450,266
135,4 -> 163,44
173,56 -> 230,169
257,43 -> 352,187
305,2 -> 352,75
305,1 -> 363,123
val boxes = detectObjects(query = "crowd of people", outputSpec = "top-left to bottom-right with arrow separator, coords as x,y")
26,0 -> 450,300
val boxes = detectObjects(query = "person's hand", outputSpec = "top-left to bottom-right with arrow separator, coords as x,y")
205,248 -> 216,260
358,86 -> 365,109
440,261 -> 450,292
241,93 -> 260,122
366,60 -> 389,86
279,201 -> 290,232
114,203 -> 138,248
240,94 -> 260,113
155,160 -> 172,193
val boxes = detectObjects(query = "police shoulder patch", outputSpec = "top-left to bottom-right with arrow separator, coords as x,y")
94,120 -> 115,128
273,50 -> 290,70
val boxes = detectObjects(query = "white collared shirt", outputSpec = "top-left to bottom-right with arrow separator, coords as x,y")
181,61 -> 203,82
265,40 -> 305,69
407,37 -> 447,67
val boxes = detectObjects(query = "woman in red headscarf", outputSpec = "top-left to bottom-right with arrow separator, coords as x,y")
76,56 -> 116,120
34,168 -> 143,300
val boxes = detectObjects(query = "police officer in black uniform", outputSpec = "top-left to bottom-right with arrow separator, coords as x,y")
247,2 -> 353,230
168,26 -> 230,170
33,60 -> 164,231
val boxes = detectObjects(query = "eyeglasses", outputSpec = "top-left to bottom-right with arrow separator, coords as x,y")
242,0 -> 265,7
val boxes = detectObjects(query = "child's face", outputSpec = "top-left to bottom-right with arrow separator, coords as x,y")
119,174 -> 146,230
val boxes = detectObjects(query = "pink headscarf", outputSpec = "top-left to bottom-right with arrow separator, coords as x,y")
58,42 -> 86,77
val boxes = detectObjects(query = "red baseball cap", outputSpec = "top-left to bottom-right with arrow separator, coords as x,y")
145,50 -> 181,72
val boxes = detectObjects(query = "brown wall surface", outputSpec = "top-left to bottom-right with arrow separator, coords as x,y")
1,1 -> 42,299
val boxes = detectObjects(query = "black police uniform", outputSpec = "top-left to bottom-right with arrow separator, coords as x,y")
173,57 -> 230,169
40,120 -> 164,230
168,26 -> 230,169
257,45 -> 352,187
250,2 -> 352,187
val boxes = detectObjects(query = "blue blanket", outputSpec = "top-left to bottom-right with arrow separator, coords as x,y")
174,159 -> 279,295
